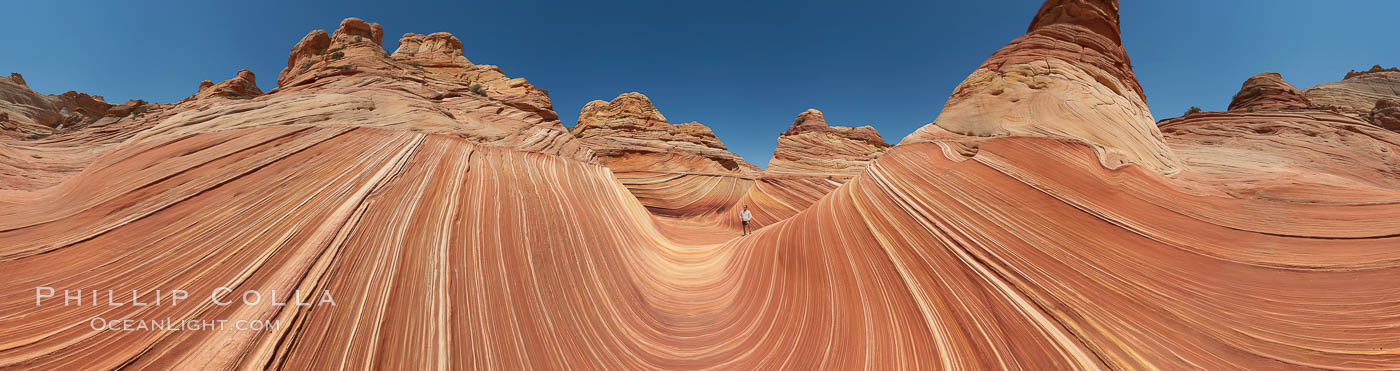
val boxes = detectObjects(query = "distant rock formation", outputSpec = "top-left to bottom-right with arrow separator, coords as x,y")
184,69 -> 262,102
1343,64 -> 1400,80
1227,72 -> 1313,112
571,92 -> 757,175
903,0 -> 1181,174
1303,65 -> 1400,120
211,17 -> 589,161
103,99 -> 147,117
53,91 -> 112,121
0,73 -> 112,133
766,109 -> 888,177
0,16 -> 591,188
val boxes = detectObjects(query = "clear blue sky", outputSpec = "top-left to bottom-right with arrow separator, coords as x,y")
5,0 -> 1398,167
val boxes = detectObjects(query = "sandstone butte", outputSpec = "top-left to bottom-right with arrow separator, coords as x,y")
0,0 -> 1398,368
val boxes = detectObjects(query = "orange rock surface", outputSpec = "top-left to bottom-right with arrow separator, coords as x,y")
1,2 -> 1399,369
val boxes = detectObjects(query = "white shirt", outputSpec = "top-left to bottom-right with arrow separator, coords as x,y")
740,210 -> 753,222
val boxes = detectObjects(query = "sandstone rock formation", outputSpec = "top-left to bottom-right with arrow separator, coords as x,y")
1303,65 -> 1400,120
571,92 -> 756,175
1371,98 -> 1400,131
389,31 -> 555,120
2,2 -> 1400,370
53,91 -> 112,121
392,32 -> 462,59
563,96 -> 858,233
903,0 -> 1181,174
242,17 -> 586,161
765,109 -> 889,177
1160,111 -> 1400,196
103,99 -> 148,117
568,92 -> 761,224
1227,72 -> 1313,112
0,16 -> 592,188
1157,71 -> 1400,199
0,73 -> 111,133
184,69 -> 262,101
1344,64 -> 1400,80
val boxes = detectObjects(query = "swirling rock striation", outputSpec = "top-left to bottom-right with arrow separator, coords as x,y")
2,126 -> 1395,369
0,3 -> 1398,370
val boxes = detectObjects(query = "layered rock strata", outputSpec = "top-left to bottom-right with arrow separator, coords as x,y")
766,109 -> 889,177
571,92 -> 757,175
1227,72 -> 1314,112
1303,65 -> 1400,121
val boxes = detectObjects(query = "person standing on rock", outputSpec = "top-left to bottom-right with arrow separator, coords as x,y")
740,205 -> 753,236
